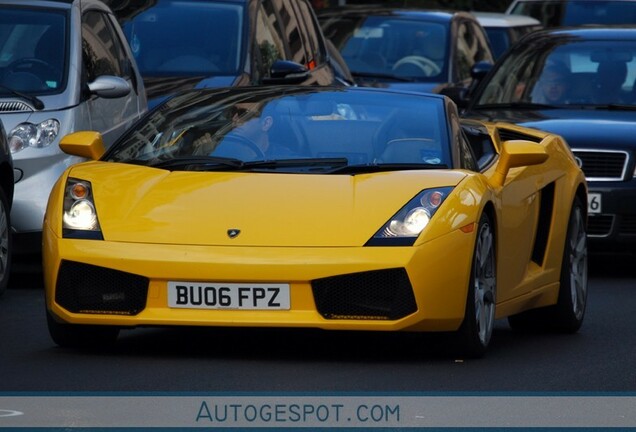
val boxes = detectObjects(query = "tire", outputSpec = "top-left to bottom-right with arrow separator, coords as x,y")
46,308 -> 120,349
455,211 -> 496,358
508,197 -> 588,332
0,187 -> 12,297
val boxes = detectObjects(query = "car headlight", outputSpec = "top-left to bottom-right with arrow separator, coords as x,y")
9,119 -> 60,153
62,178 -> 103,240
367,187 -> 453,246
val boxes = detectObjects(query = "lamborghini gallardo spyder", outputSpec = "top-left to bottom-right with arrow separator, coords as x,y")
43,86 -> 588,357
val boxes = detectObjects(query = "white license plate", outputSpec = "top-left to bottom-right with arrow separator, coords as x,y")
168,282 -> 290,310
588,192 -> 602,214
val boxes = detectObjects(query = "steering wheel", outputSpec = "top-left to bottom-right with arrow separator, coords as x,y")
213,134 -> 266,160
4,58 -> 60,82
392,56 -> 441,77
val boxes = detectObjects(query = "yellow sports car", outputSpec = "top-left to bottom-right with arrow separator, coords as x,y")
43,86 -> 588,357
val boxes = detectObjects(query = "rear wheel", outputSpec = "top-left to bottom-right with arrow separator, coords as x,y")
508,198 -> 587,332
455,212 -> 496,358
46,308 -> 119,349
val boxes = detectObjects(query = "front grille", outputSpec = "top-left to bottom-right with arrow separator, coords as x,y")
0,100 -> 33,113
311,268 -> 417,320
55,261 -> 149,315
571,149 -> 628,181
587,215 -> 614,237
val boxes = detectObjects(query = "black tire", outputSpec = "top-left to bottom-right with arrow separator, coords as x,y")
46,308 -> 120,349
455,211 -> 496,358
0,187 -> 12,297
508,197 -> 588,332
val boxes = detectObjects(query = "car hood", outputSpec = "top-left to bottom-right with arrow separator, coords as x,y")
356,80 -> 445,94
465,108 -> 636,148
144,75 -> 240,109
65,163 -> 466,247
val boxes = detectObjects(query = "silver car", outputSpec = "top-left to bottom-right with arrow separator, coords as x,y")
0,0 -> 147,254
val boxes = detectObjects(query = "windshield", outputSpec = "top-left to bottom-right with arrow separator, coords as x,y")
0,6 -> 67,95
106,88 -> 451,173
119,0 -> 244,77
510,0 -> 636,27
322,15 -> 448,81
472,39 -> 636,108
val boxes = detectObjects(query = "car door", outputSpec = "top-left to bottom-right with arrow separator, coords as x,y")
288,0 -> 335,85
81,8 -> 144,147
452,16 -> 494,91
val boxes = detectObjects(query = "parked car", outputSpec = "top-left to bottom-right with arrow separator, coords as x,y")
472,12 -> 543,59
317,6 -> 495,106
463,27 -> 636,252
0,0 -> 147,255
43,85 -> 587,357
0,120 -> 14,295
506,0 -> 636,27
104,0 -> 353,109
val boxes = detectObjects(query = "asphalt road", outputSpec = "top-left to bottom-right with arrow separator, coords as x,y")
1,253 -> 635,393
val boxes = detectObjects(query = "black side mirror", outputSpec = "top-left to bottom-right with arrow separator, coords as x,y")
262,60 -> 310,85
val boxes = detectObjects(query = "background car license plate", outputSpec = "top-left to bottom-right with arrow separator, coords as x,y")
168,282 -> 290,310
588,192 -> 602,214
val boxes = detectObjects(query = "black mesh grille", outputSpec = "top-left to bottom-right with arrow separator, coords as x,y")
55,261 -> 149,315
588,215 -> 613,236
498,129 -> 541,143
572,150 -> 627,180
311,268 -> 417,320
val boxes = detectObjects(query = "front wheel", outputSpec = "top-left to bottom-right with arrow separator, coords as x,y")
455,212 -> 496,358
0,187 -> 12,297
46,308 -> 120,349
508,197 -> 587,332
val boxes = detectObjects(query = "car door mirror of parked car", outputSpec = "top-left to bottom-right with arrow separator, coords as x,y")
59,131 -> 106,161
87,76 -> 131,99
262,60 -> 310,85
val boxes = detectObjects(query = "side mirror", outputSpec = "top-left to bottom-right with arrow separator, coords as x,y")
59,131 -> 105,160
87,75 -> 131,99
490,140 -> 548,188
470,61 -> 494,82
262,60 -> 310,85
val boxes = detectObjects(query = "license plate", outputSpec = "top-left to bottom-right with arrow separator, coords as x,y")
588,192 -> 602,214
168,282 -> 290,310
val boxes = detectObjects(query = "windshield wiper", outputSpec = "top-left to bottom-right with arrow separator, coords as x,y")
327,163 -> 448,174
242,157 -> 349,170
148,156 -> 244,170
0,84 -> 44,110
351,71 -> 417,83
472,102 -> 558,110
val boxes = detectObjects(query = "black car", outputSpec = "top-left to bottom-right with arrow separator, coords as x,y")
0,119 -> 13,295
463,27 -> 636,251
104,0 -> 353,108
318,6 -> 495,106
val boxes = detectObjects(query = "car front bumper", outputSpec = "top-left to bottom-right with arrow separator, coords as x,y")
587,180 -> 636,250
43,224 -> 476,333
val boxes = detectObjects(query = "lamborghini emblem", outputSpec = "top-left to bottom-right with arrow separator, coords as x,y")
227,229 -> 241,238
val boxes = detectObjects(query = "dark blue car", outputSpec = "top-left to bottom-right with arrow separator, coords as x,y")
318,6 -> 495,106
463,27 -> 636,252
